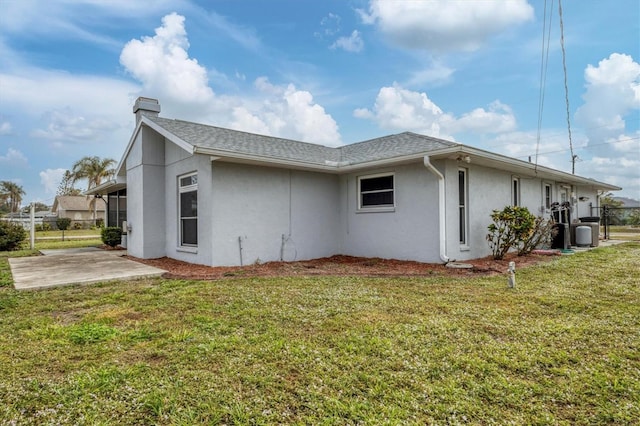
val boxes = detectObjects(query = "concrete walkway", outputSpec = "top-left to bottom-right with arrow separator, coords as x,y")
8,247 -> 166,290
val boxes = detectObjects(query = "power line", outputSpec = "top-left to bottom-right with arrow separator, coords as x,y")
558,0 -> 576,173
535,0 -> 554,173
516,135 -> 640,159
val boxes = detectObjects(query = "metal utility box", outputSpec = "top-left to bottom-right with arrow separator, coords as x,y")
551,223 -> 570,250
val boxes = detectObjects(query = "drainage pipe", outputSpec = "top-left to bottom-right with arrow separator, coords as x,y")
423,156 -> 450,263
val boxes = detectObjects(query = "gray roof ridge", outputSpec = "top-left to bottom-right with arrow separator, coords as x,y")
338,131 -> 457,149
151,116 -> 340,152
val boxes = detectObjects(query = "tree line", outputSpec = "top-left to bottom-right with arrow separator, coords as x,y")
0,156 -> 115,216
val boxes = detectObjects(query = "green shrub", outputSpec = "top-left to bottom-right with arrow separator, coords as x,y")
35,223 -> 52,232
101,226 -> 122,247
72,222 -> 83,230
95,218 -> 104,228
56,217 -> 71,231
486,206 -> 536,260
0,221 -> 26,251
518,216 -> 556,256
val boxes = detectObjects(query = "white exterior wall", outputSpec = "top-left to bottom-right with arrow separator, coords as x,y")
340,162 -> 441,262
163,142 -> 214,266
575,187 -> 599,219
125,127 -> 166,259
124,125 -> 608,266
209,162 -> 340,266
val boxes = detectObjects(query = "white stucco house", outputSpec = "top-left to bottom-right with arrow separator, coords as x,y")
88,97 -> 620,266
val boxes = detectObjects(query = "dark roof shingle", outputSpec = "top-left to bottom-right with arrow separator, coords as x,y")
148,117 -> 456,166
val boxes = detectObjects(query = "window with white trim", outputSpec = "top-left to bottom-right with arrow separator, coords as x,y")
543,183 -> 552,210
512,177 -> 520,206
458,168 -> 468,245
179,172 -> 198,247
358,173 -> 394,209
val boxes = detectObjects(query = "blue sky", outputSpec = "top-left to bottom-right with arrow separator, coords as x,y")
1,0 -> 639,206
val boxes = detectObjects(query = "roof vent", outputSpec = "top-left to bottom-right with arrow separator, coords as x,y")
133,97 -> 160,124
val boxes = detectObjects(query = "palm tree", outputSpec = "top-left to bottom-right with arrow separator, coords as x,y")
0,181 -> 26,215
71,156 -> 116,223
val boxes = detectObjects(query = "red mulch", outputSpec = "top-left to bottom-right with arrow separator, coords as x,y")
122,252 -> 559,281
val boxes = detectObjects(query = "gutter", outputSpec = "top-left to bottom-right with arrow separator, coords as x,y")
423,155 -> 449,263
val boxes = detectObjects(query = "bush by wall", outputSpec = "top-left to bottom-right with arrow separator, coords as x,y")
0,221 -> 26,251
101,227 -> 122,247
486,206 -> 537,260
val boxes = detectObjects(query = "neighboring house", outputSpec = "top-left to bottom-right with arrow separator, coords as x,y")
51,195 -> 106,226
88,97 -> 620,266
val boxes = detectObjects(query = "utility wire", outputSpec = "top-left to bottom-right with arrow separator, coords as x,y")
558,0 -> 576,173
516,135 -> 640,159
535,0 -> 554,173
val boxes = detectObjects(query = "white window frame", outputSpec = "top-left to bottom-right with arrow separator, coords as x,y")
458,168 -> 469,247
178,172 -> 198,249
357,172 -> 395,211
512,176 -> 520,207
543,182 -> 553,210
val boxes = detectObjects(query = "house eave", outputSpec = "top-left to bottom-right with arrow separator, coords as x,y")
84,177 -> 127,195
426,145 -> 621,191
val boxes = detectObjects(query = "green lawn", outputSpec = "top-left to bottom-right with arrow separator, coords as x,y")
0,244 -> 638,425
35,229 -> 101,238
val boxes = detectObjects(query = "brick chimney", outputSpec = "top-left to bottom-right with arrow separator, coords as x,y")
133,97 -> 160,124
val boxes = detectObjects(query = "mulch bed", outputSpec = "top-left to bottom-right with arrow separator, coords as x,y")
123,252 -> 559,281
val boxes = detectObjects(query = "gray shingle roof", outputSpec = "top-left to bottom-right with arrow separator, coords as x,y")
339,132 -> 456,164
148,116 -> 456,166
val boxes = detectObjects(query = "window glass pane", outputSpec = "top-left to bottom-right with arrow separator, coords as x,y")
182,218 -> 197,245
361,175 -> 393,192
180,175 -> 197,187
362,191 -> 394,206
118,195 -> 127,212
458,171 -> 465,205
180,191 -> 197,217
459,207 -> 466,243
108,211 -> 117,228
545,185 -> 551,208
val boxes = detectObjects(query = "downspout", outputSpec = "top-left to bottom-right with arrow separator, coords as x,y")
424,156 -> 450,263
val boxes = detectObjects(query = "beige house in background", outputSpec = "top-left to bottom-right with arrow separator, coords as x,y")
51,195 -> 106,226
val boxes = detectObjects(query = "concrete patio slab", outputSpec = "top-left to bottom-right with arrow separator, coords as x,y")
8,248 -> 166,290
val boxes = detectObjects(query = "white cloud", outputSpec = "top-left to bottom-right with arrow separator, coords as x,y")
488,129 -> 639,198
610,132 -> 640,154
0,70 -> 138,124
354,84 -> 516,139
451,101 -> 517,134
406,62 -> 455,87
575,53 -> 640,149
581,156 -> 640,197
120,12 -> 215,105
31,108 -> 114,142
359,0 -> 533,52
118,13 -> 342,146
0,121 -> 11,135
0,68 -> 137,153
39,168 -> 67,195
228,78 -> 342,146
316,13 -> 341,38
0,0 -> 184,49
0,148 -> 27,165
331,30 -> 364,53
